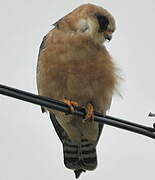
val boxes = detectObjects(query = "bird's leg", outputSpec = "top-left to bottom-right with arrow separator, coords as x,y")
83,103 -> 94,122
63,98 -> 79,113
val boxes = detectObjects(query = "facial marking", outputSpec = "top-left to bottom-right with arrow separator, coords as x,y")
77,19 -> 89,32
95,13 -> 109,32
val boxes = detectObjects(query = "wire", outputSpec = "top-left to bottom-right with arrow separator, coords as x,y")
0,84 -> 155,139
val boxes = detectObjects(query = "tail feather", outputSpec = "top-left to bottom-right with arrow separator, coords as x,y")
63,138 -> 97,172
74,169 -> 86,179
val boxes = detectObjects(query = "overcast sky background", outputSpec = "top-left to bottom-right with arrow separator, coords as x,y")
0,0 -> 155,180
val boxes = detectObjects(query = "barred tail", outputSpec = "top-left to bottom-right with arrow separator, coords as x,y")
63,138 -> 97,178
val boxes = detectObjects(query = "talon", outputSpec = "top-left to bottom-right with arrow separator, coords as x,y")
83,103 -> 94,123
63,98 -> 79,113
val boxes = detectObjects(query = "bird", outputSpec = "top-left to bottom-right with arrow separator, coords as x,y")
37,3 -> 118,178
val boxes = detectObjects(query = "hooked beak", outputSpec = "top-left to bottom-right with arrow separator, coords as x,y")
104,34 -> 112,41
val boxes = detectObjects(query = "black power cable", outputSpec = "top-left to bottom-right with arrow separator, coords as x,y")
0,84 -> 155,139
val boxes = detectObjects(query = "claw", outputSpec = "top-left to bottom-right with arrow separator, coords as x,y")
83,103 -> 94,123
63,98 -> 78,113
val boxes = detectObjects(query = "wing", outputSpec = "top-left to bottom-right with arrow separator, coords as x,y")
38,35 -> 47,56
49,113 -> 67,143
37,35 -> 48,113
36,35 -> 47,93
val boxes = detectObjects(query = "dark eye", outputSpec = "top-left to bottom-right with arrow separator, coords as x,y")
95,13 -> 109,32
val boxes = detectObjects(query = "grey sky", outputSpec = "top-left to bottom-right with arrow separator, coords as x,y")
0,0 -> 155,179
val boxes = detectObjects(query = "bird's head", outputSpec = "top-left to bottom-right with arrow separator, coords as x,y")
54,4 -> 116,45
75,4 -> 116,45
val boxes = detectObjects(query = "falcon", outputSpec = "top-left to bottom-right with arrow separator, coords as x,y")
37,3 -> 118,178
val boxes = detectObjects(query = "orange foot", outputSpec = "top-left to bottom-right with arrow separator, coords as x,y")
63,98 -> 79,113
83,103 -> 94,123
